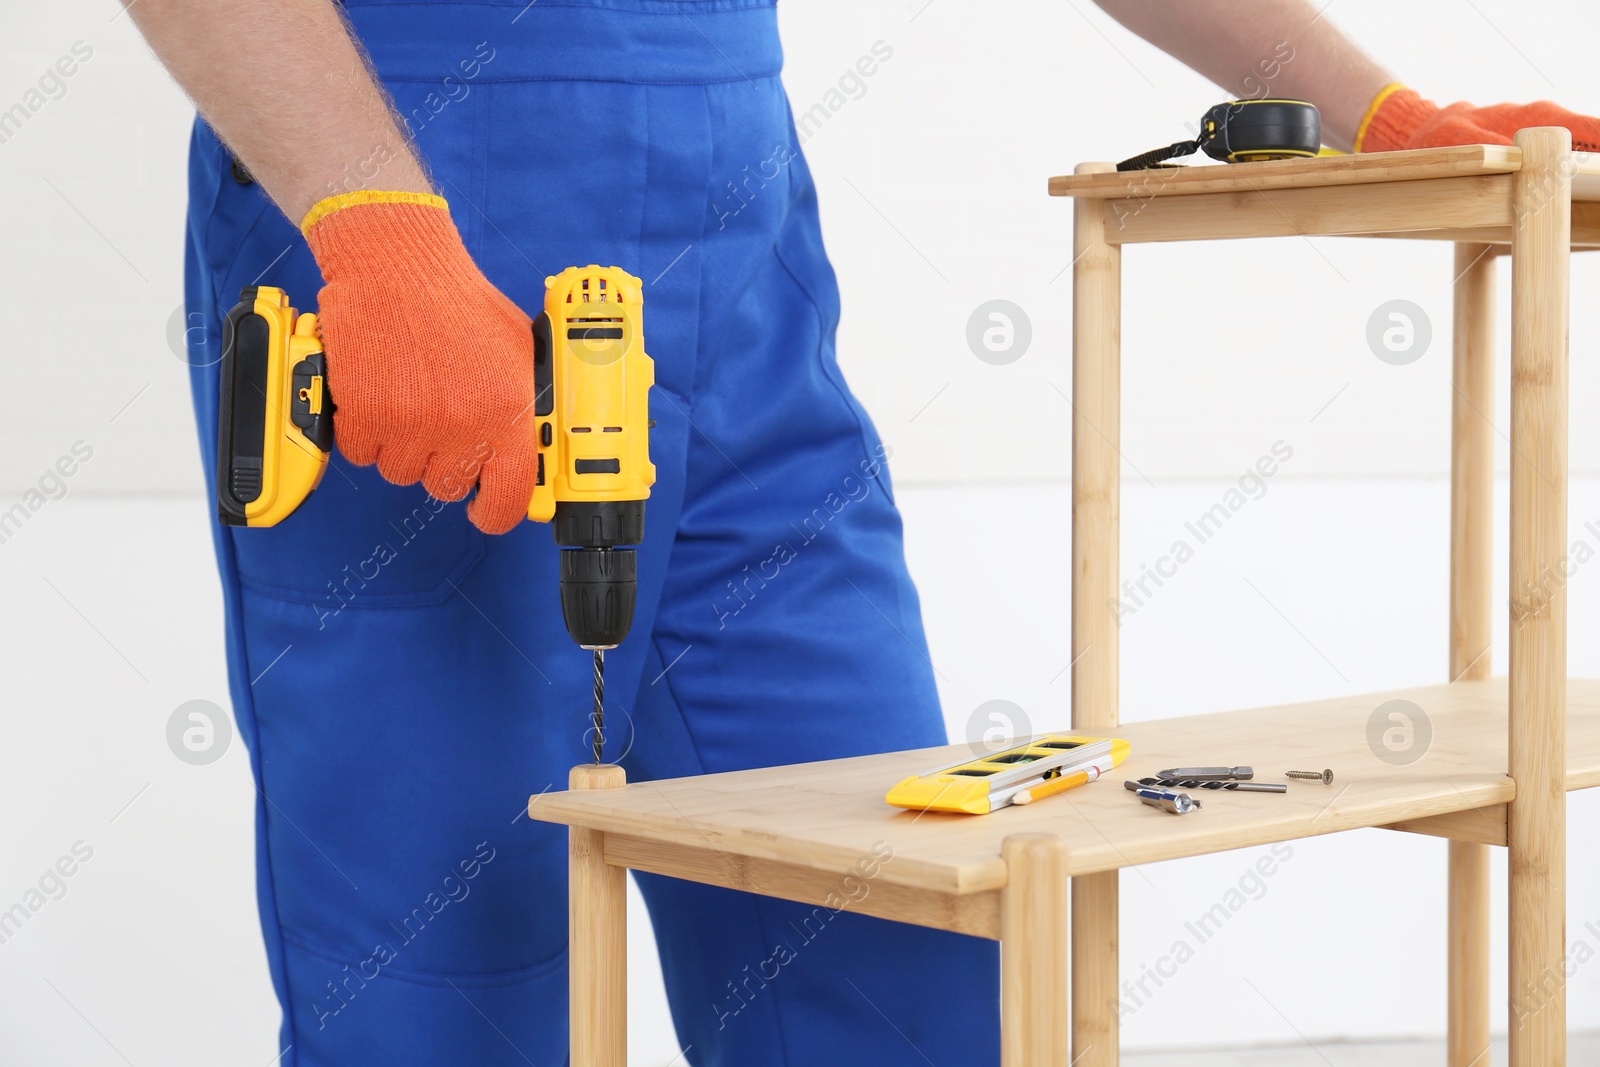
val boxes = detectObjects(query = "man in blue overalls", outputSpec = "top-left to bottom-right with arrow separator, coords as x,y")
129,0 -> 1598,1062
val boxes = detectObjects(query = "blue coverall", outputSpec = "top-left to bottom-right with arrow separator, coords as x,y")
183,2 -> 999,1063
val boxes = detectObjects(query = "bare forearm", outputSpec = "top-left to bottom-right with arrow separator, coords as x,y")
126,0 -> 431,221
1091,0 -> 1393,150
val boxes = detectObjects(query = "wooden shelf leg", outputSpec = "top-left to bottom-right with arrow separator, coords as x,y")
1451,240 -> 1496,689
1449,840 -> 1492,1066
1072,160 -> 1122,1067
569,764 -> 627,1067
1448,240 -> 1496,1067
1507,127 -> 1571,1067
1071,871 -> 1118,1064
1002,833 -> 1069,1067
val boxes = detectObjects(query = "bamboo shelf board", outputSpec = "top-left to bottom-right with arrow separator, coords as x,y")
531,678 -> 1600,894
1048,143 -> 1600,200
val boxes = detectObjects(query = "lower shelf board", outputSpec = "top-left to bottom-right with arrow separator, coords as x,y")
529,677 -> 1600,892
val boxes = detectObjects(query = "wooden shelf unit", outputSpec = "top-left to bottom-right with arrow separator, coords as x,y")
531,133 -> 1600,1066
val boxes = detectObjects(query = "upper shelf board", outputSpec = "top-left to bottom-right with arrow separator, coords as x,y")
1049,143 -> 1600,201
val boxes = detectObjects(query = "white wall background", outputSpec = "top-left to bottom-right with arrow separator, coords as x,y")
4,0 -> 1600,1063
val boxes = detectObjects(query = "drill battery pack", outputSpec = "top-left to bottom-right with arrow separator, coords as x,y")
216,286 -> 333,528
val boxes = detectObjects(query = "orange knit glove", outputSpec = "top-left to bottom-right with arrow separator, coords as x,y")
1356,84 -> 1600,155
302,192 -> 535,535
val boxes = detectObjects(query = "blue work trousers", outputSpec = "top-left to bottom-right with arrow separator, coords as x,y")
184,2 -> 998,1063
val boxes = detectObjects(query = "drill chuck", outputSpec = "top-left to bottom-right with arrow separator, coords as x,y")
554,499 -> 643,650
559,546 -> 638,650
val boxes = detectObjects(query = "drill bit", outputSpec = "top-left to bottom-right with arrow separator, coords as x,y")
1156,766 -> 1253,782
1138,776 -> 1286,794
591,649 -> 605,765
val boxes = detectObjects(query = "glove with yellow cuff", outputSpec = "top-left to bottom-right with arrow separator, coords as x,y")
1355,83 -> 1600,154
301,191 -> 537,535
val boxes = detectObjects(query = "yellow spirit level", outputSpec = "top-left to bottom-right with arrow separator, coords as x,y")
885,735 -> 1131,815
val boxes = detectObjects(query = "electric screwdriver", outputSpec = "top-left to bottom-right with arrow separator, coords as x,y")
215,266 -> 656,763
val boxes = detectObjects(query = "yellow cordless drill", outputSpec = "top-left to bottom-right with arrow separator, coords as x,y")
216,266 -> 656,763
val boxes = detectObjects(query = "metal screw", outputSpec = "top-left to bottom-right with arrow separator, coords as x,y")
1286,768 -> 1334,784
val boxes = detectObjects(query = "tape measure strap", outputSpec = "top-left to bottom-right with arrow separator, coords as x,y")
1116,138 -> 1202,172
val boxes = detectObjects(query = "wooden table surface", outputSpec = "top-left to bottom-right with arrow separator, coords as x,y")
530,677 -> 1600,893
1047,143 -> 1600,200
